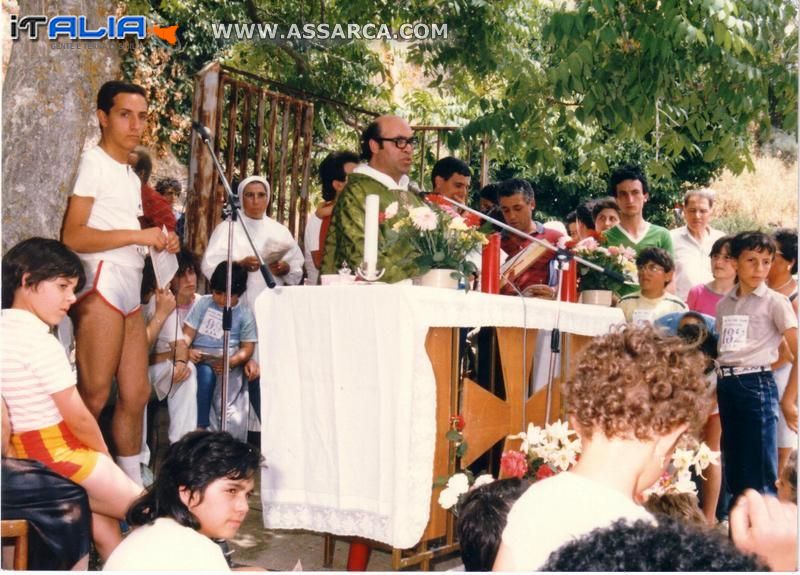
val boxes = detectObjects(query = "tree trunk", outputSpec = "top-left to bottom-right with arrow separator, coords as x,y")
2,0 -> 120,249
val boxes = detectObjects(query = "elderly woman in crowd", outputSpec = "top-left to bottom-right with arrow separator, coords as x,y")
202,175 -> 304,311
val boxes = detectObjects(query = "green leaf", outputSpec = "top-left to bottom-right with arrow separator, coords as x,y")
445,429 -> 462,442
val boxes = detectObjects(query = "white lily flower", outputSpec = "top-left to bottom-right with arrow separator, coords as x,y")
671,448 -> 696,472
545,420 -> 574,443
693,443 -> 721,476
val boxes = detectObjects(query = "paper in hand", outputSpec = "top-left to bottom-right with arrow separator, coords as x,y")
149,225 -> 179,288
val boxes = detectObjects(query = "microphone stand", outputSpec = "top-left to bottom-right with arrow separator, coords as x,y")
434,195 -> 633,424
193,122 -> 276,432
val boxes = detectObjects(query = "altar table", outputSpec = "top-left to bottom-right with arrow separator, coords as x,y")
255,285 -> 624,550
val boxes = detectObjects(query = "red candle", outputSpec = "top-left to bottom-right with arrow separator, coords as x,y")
481,233 -> 501,294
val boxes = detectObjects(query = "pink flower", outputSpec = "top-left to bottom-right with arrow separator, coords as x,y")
500,451 -> 528,479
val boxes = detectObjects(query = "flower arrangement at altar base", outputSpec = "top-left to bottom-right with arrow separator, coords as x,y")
560,234 -> 637,293
500,420 -> 582,481
384,201 -> 488,285
642,439 -> 721,497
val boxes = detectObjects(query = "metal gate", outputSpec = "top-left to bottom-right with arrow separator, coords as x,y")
185,62 -> 314,257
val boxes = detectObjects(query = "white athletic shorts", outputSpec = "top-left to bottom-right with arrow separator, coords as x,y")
75,260 -> 143,316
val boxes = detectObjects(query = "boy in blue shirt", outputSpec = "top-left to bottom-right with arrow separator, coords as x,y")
185,262 -> 257,440
716,231 -> 798,508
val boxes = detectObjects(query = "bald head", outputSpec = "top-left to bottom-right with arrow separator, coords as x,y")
360,115 -> 415,183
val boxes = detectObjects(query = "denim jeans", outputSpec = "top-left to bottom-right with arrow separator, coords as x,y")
716,371 -> 778,510
195,362 -> 216,429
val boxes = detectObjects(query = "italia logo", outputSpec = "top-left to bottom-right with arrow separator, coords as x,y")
10,15 -> 179,46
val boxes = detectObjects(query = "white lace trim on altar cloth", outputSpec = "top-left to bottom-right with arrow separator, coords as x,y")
255,285 -> 624,549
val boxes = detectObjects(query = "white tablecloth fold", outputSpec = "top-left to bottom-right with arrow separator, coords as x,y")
255,285 -> 624,548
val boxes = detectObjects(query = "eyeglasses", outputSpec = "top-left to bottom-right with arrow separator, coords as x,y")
377,136 -> 419,149
637,263 -> 665,273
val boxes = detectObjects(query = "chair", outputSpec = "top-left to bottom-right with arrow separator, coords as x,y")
1,519 -> 29,570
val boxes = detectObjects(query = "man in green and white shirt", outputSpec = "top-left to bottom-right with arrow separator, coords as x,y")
603,165 -> 673,296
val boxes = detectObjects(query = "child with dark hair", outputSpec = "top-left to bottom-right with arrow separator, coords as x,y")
540,517 -> 766,572
103,431 -> 263,571
456,478 -> 530,571
184,262 -> 257,440
716,231 -> 798,509
686,234 -> 737,317
618,247 -> 687,323
591,196 -> 620,234
1,237 -> 142,560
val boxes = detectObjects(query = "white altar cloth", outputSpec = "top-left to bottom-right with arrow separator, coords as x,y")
255,285 -> 625,548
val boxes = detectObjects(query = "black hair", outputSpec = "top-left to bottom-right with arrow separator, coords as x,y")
209,261 -> 248,296
575,201 -> 595,229
496,178 -> 535,202
431,156 -> 471,188
175,247 -> 200,280
773,228 -> 798,274
636,247 -> 675,274
479,183 -> 500,205
456,478 -> 530,572
608,164 -> 650,197
730,231 -> 776,259
591,196 -> 620,220
2,237 -> 85,309
131,146 -> 152,183
126,431 -> 263,529
97,80 -> 147,114
710,234 -> 734,257
155,177 -> 181,197
676,314 -> 718,373
565,210 -> 577,224
359,120 -> 382,161
319,151 -> 360,201
539,517 -> 766,571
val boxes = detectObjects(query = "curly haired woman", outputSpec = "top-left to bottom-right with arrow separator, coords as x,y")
493,323 -> 712,570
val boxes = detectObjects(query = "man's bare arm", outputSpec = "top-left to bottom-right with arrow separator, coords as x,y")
62,195 -> 167,253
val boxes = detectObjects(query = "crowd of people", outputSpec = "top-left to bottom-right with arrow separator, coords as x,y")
1,78 -> 797,571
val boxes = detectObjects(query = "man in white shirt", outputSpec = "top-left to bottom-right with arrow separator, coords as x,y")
62,81 -> 180,486
670,188 -> 725,300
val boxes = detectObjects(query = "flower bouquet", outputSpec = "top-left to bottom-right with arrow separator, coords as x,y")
642,440 -> 721,498
384,201 -> 487,287
564,235 -> 637,293
500,420 -> 582,481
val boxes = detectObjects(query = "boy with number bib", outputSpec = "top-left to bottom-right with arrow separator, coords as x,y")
184,262 -> 256,440
715,231 -> 798,509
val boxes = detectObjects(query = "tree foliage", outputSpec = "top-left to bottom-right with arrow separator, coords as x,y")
121,0 -> 796,222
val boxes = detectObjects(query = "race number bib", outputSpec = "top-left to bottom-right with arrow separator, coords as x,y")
198,307 -> 224,341
632,309 -> 655,326
719,315 -> 749,353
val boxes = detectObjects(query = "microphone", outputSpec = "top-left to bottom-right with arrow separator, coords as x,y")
192,121 -> 212,142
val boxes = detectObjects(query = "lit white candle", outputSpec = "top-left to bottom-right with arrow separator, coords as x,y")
363,194 -> 379,273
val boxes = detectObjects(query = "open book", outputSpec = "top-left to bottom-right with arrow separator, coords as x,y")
499,241 -> 549,288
